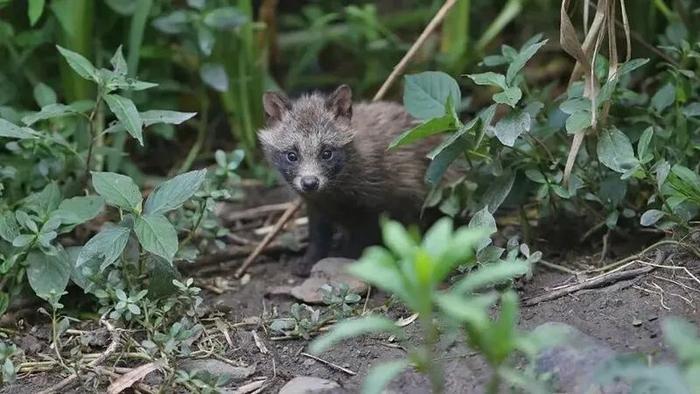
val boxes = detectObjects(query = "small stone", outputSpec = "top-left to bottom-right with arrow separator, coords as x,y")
180,359 -> 255,381
289,258 -> 367,304
279,376 -> 340,394
632,319 -> 643,327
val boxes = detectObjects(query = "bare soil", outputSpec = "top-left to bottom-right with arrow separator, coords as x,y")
2,189 -> 699,394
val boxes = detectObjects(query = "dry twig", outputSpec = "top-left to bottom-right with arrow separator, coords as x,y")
38,318 -> 120,394
300,352 -> 357,376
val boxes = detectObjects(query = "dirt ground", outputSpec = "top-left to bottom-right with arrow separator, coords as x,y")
2,189 -> 699,394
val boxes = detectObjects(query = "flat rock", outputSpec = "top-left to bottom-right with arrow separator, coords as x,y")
534,322 -> 627,394
179,358 -> 255,381
279,376 -> 340,394
284,258 -> 367,304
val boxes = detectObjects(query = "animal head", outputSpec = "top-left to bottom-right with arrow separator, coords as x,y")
258,85 -> 355,195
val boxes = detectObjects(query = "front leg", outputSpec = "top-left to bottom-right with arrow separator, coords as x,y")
295,206 -> 334,277
341,217 -> 381,259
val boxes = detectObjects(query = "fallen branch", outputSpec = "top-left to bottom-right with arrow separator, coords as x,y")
300,352 -> 357,376
235,199 -> 303,278
38,318 -> 120,394
522,265 -> 654,306
222,202 -> 293,223
106,362 -> 162,394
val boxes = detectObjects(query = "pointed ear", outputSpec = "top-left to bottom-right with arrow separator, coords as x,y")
325,85 -> 352,120
263,91 -> 291,124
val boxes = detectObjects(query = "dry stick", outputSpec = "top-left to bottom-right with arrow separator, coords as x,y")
522,265 -> 654,306
235,199 -> 303,278
38,318 -> 120,394
373,0 -> 458,101
300,352 -> 357,376
234,0 -> 459,278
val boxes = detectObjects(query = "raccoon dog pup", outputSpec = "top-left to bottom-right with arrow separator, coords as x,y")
259,85 -> 440,276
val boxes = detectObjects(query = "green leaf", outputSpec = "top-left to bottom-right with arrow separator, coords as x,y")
22,103 -> 76,126
309,316 -> 400,354
403,71 -> 461,120
361,360 -> 410,394
389,112 -> 455,149
506,39 -> 548,84
52,196 -> 105,225
347,247 -> 411,304
640,209 -> 665,227
559,97 -> 592,114
493,87 -> 522,108
144,170 -> 207,215
597,128 -> 640,174
152,10 -> 190,34
134,214 -> 178,262
467,72 -> 507,90
435,292 -> 495,329
382,220 -> 416,259
0,212 -> 20,243
682,102 -> 700,117
140,110 -> 196,127
425,134 -> 469,186
203,7 -> 247,30
26,249 -> 71,301
103,94 -> 144,145
651,83 -> 675,113
0,119 -> 39,139
468,206 -> 497,251
33,83 -> 57,107
200,63 -> 229,92
56,45 -> 99,82
76,225 -> 131,271
146,255 -> 182,298
110,45 -> 127,75
453,261 -> 530,294
637,127 -> 654,163
91,172 -> 142,212
28,0 -> 45,26
24,182 -> 62,217
662,317 -> 700,364
617,58 -> 649,76
565,111 -> 592,134
481,171 -> 516,214
493,110 -> 530,147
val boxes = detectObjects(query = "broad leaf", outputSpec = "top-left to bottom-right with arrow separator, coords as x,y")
389,112 -> 455,149
152,10 -> 190,34
403,71 -> 461,120
134,214 -> 178,262
640,209 -> 665,227
33,83 -> 57,107
203,7 -> 247,30
28,0 -> 45,26
565,111 -> 592,134
493,87 -> 522,108
651,83 -> 675,113
103,94 -> 144,145
468,206 -> 497,251
617,58 -> 649,76
22,103 -> 76,126
144,169 -> 207,215
492,110 -> 531,147
0,212 -> 20,243
481,171 -> 516,213
506,39 -> 548,84
309,316 -> 400,354
453,261 -> 530,294
467,72 -> 507,90
637,127 -> 654,163
91,172 -> 142,212
140,110 -> 197,127
0,119 -> 39,139
200,63 -> 229,92
56,45 -> 99,82
110,45 -> 127,75
26,249 -> 71,301
52,196 -> 105,225
76,225 -> 131,271
597,128 -> 639,174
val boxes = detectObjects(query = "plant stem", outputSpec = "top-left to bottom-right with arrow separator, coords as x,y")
179,92 -> 209,173
84,94 -> 103,184
486,371 -> 501,394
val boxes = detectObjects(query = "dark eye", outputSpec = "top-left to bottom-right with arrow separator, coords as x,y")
321,150 -> 333,160
286,151 -> 298,162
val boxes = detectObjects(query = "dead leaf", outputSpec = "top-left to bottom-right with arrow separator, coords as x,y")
251,330 -> 269,354
395,313 -> 419,327
106,361 -> 162,394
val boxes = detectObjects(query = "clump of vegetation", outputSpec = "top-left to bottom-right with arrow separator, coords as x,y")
310,218 -> 557,394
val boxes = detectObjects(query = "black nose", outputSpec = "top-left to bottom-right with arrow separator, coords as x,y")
300,176 -> 320,191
